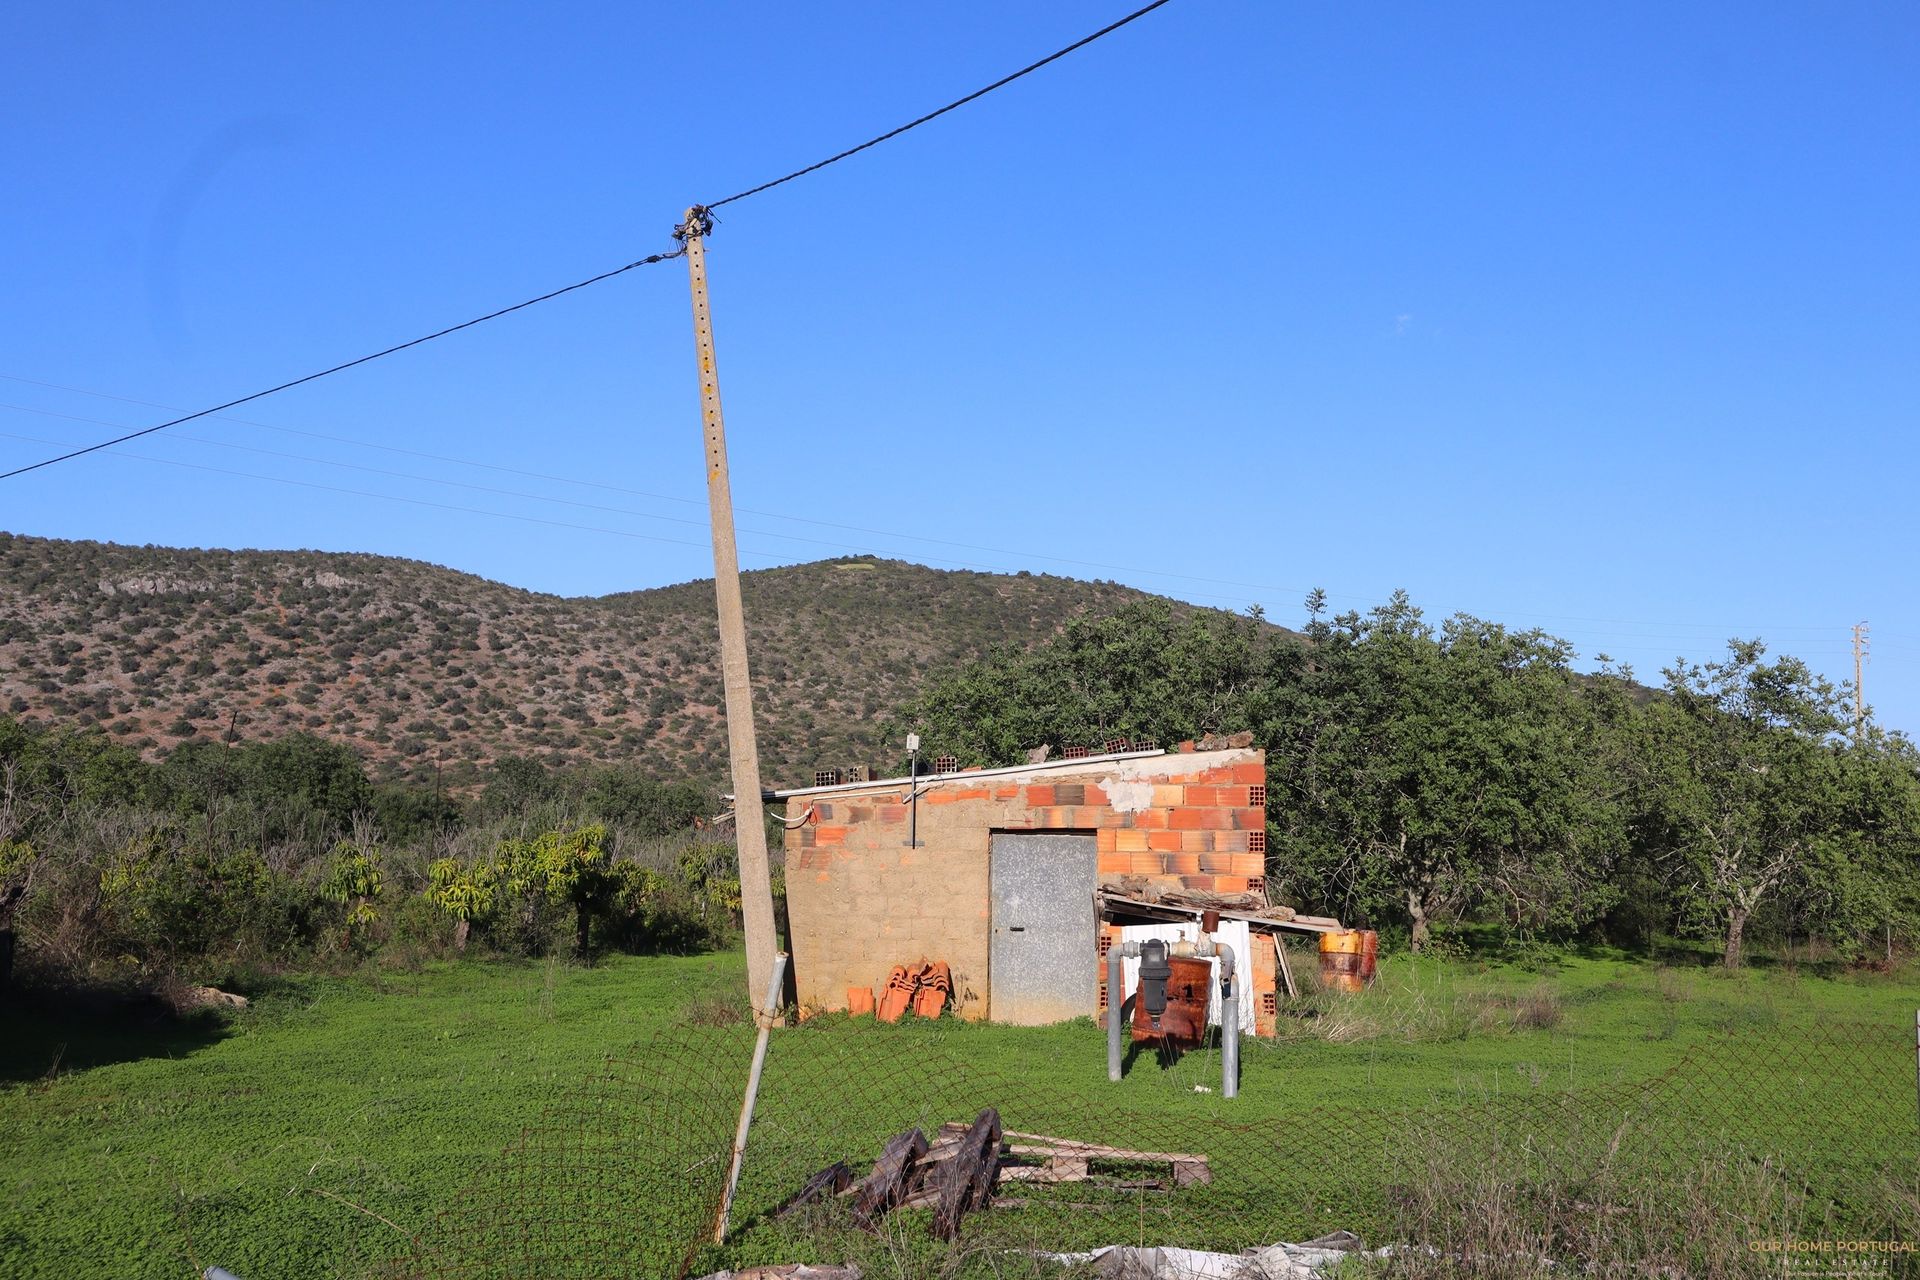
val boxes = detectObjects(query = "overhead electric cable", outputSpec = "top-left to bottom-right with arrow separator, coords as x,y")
0,250 -> 683,481
4,2 -> 1174,481
704,0 -> 1176,209
0,430 -> 748,558
7,423 -> 1878,663
0,386 -> 1877,640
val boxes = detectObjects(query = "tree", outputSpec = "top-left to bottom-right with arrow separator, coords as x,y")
1263,594 -> 1617,951
1646,641 -> 1849,968
887,602 -> 1270,767
481,754 -> 558,818
426,855 -> 500,951
580,768 -> 711,838
498,825 -> 610,956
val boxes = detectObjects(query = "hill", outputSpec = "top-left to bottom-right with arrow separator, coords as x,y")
0,532 -> 1256,787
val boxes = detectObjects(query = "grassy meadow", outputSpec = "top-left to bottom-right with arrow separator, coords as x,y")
2,947 -> 1915,1279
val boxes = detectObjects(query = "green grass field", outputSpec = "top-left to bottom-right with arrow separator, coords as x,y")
2,948 -> 1914,1280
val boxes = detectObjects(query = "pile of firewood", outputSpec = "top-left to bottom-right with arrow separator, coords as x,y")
773,1111 -> 1210,1240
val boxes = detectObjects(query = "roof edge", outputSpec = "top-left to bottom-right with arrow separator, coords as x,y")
756,740 -> 1267,802
758,747 -> 1176,800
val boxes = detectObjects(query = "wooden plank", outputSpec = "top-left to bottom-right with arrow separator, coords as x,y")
1097,892 -> 1342,934
1000,1132 -> 1211,1189
852,1127 -> 927,1229
1273,931 -> 1299,1000
931,1107 -> 1002,1241
1172,1159 -> 1212,1188
997,1155 -> 1088,1184
773,1160 -> 852,1219
1004,1133 -> 1208,1164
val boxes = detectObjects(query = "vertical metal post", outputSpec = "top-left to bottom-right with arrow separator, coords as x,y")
678,206 -> 779,1018
907,734 -> 920,848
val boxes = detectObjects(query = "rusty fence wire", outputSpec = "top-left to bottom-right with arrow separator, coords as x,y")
382,1016 -> 1920,1280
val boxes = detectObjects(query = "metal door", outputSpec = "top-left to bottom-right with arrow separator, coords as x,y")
989,832 -> 1097,1026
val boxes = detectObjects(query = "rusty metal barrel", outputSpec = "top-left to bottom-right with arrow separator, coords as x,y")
1358,929 -> 1379,982
1318,929 -> 1370,993
1132,954 -> 1213,1047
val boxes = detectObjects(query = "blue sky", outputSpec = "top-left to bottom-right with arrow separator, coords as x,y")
3,3 -> 1916,727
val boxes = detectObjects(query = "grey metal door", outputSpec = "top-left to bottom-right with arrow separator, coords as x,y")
989,832 -> 1097,1026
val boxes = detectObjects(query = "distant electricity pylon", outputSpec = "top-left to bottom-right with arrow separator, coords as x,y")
1851,621 -> 1870,737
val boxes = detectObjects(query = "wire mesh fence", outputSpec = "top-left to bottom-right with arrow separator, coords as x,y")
382,1013 -> 1920,1280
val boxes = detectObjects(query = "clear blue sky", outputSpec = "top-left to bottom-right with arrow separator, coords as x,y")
4,3 -> 1916,727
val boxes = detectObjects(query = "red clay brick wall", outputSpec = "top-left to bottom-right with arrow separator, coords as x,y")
783,748 -> 1278,1034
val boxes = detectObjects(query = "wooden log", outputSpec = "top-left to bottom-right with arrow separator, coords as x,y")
773,1160 -> 852,1219
930,1107 -> 1002,1241
852,1127 -> 927,1229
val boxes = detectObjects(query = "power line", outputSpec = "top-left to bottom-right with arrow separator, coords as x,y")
0,422 -> 1281,614
2,3 -> 1177,482
0,251 -> 684,482
1,380 -> 1346,600
0,385 -> 1884,641
0,430 -> 742,558
3,425 -> 1884,677
5,423 -> 1883,669
705,0 -> 1176,209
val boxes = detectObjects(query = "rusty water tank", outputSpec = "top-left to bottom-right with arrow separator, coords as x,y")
1131,954 -> 1213,1047
1318,929 -> 1374,993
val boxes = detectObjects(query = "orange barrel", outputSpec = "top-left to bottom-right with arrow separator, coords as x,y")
847,986 -> 875,1017
1358,930 -> 1379,983
1318,930 -> 1366,993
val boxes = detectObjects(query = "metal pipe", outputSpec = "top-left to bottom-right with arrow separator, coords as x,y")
1107,944 -> 1127,1081
713,950 -> 789,1243
1214,942 -> 1238,1100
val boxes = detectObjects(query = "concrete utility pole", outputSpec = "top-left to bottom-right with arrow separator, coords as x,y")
1853,621 -> 1870,738
677,205 -> 780,1020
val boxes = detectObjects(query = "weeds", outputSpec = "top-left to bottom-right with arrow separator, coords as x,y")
1365,1132 -> 1852,1279
685,993 -> 749,1028
1276,961 -> 1563,1045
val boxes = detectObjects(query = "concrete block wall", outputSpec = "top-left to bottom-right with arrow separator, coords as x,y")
782,747 -> 1281,1035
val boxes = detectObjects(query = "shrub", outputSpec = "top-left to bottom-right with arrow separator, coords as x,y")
320,840 -> 384,950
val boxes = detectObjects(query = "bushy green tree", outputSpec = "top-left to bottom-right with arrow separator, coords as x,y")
426,855 -> 500,950
888,602 -> 1270,767
497,825 -> 609,956
579,768 -> 711,838
1263,594 -> 1619,950
320,838 -> 384,946
1644,642 -> 1850,967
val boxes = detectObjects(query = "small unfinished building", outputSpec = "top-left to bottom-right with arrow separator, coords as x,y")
778,743 -> 1336,1038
